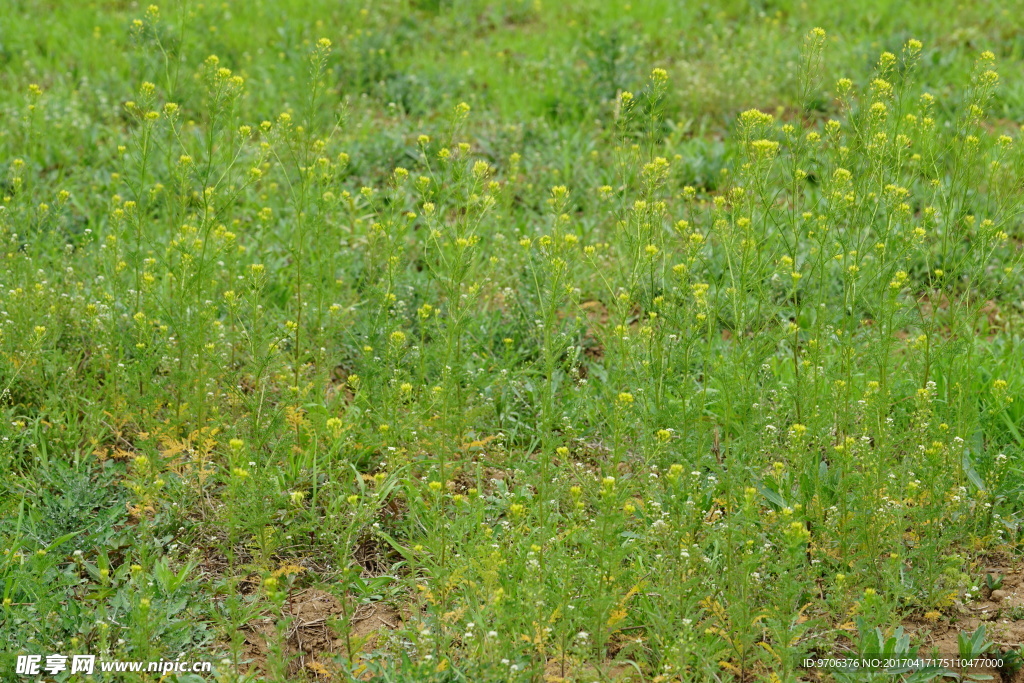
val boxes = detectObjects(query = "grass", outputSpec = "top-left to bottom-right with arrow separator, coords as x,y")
2,1 -> 1024,681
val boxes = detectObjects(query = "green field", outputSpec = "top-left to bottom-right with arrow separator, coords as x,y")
3,1 -> 1024,681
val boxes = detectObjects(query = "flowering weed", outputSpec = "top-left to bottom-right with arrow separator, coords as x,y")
2,3 -> 1024,682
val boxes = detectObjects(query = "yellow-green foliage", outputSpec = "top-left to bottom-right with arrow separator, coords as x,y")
2,2 -> 1024,681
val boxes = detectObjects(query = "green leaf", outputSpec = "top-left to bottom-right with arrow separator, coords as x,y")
1000,411 -> 1023,446
961,451 -> 986,493
756,480 -> 787,509
375,529 -> 414,563
44,528 -> 86,553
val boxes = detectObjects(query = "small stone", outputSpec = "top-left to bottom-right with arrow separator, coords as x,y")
990,590 -> 1009,603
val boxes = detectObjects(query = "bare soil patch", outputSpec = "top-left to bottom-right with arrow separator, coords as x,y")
241,588 -> 402,678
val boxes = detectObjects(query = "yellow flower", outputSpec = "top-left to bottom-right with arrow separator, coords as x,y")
749,139 -> 779,159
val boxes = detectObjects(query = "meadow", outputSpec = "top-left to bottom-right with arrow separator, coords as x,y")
2,0 -> 1024,681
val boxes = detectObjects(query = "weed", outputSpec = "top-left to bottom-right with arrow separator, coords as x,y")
2,3 -> 1024,682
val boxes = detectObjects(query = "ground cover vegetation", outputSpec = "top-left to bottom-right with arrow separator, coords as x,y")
2,0 -> 1024,681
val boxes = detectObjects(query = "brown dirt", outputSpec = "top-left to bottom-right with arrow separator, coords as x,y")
901,564 -> 1024,683
569,437 -> 611,465
448,465 -> 515,495
578,299 -> 611,362
353,534 -> 393,575
350,602 -> 403,641
579,299 -> 610,326
241,588 -> 401,678
543,657 -> 642,682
